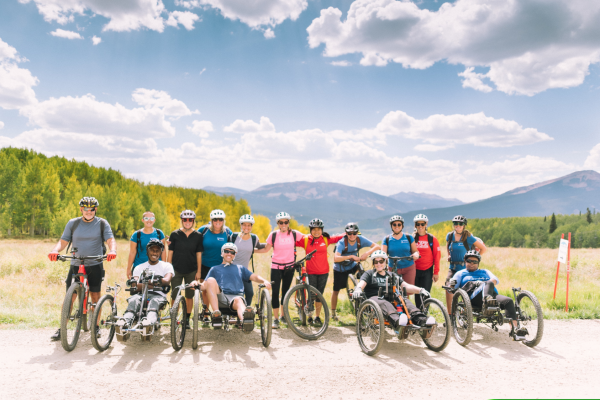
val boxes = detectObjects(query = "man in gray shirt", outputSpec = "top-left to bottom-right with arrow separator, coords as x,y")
48,197 -> 117,341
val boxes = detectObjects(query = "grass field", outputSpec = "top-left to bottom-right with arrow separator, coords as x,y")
0,239 -> 598,329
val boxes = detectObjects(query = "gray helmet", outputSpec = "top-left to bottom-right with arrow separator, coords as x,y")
308,218 -> 324,229
345,222 -> 359,234
146,238 -> 164,252
464,250 -> 481,262
453,215 -> 467,224
79,197 -> 99,208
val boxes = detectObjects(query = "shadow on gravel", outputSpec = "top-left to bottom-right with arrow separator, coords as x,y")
27,333 -> 112,370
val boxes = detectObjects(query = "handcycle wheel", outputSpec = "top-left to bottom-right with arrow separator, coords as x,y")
346,275 -> 359,315
356,299 -> 384,356
283,284 -> 330,340
260,289 -> 273,347
60,283 -> 84,352
91,294 -> 116,352
451,288 -> 473,346
516,290 -> 544,347
170,295 -> 187,350
421,298 -> 451,352
192,289 -> 200,350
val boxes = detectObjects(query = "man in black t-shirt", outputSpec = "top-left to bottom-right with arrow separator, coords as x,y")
352,250 -> 434,330
168,210 -> 203,328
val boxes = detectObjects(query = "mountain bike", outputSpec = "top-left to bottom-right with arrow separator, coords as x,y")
345,261 -> 365,315
58,248 -> 107,351
282,250 -> 330,340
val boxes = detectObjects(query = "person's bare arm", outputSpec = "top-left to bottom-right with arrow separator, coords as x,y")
359,243 -> 381,261
161,238 -> 168,261
474,239 -> 487,255
195,252 -> 202,281
333,251 -> 359,263
400,281 -> 422,295
410,242 -> 420,259
48,239 -> 69,260
127,241 -> 137,278
249,273 -> 272,289
168,250 -> 174,263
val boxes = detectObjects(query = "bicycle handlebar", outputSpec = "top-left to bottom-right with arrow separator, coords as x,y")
388,256 -> 414,261
58,254 -> 107,262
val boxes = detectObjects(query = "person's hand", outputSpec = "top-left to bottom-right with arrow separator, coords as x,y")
352,287 -> 362,299
350,255 -> 360,262
126,269 -> 132,279
433,274 -> 439,283
412,251 -> 420,260
449,279 -> 457,287
359,253 -> 368,261
195,271 -> 201,281
166,239 -> 171,246
264,281 -> 272,290
48,252 -> 59,262
447,255 -> 451,262
107,251 -> 116,262
190,280 -> 200,287
420,288 -> 430,297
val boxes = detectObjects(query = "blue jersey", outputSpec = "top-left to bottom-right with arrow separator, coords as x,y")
205,263 -> 252,296
334,235 -> 374,272
383,234 -> 414,270
130,228 -> 165,267
446,232 -> 478,271
452,269 -> 499,299
198,225 -> 233,268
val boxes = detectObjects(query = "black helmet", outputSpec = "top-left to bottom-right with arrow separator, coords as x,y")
308,218 -> 324,229
345,222 -> 359,234
146,238 -> 165,252
79,197 -> 99,208
452,215 -> 467,224
463,250 -> 481,262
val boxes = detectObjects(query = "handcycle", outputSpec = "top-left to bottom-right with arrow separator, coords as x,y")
344,261 -> 365,315
443,281 -> 544,347
58,248 -> 107,352
281,250 -> 331,340
187,282 -> 273,349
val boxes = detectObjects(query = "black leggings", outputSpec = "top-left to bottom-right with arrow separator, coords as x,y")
414,268 -> 433,309
469,281 -> 517,320
271,268 -> 295,309
369,296 -> 428,326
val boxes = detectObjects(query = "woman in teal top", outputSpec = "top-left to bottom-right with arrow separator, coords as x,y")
126,211 -> 166,278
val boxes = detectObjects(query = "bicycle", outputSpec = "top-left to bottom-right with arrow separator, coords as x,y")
57,248 -> 107,352
281,250 -> 331,340
344,260 -> 365,315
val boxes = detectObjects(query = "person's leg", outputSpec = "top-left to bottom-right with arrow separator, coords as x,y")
123,294 -> 142,321
280,268 -> 295,318
146,294 -> 166,324
400,264 -> 416,285
312,274 -> 328,319
231,296 -> 246,320
370,297 -> 400,326
243,279 -> 254,305
331,270 -> 347,317
496,294 -> 518,325
445,269 -> 456,312
201,277 -> 221,311
170,271 -> 184,304
200,265 -> 210,310
270,269 -> 282,319
183,271 -> 196,319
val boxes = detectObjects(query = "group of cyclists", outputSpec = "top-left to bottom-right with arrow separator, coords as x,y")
47,196 -> 528,343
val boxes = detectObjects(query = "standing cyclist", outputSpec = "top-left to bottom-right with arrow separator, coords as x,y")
413,214 -> 441,309
444,215 -> 487,312
127,211 -> 167,279
48,197 -> 117,341
381,215 -> 420,285
332,223 -> 380,321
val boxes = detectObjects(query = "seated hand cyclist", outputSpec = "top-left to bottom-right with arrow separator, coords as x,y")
450,250 -> 528,341
352,250 -> 434,331
117,239 -> 173,329
192,243 -> 272,327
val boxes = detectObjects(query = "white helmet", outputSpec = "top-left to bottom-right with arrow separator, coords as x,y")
276,211 -> 291,222
180,209 -> 196,219
239,214 -> 255,225
370,250 -> 389,261
221,242 -> 238,256
414,214 -> 428,222
210,209 -> 226,219
389,215 -> 404,224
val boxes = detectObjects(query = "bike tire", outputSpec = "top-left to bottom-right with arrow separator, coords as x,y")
260,289 -> 273,348
347,275 -> 358,315
283,284 -> 330,341
421,298 -> 451,352
192,289 -> 200,350
356,299 -> 385,356
91,294 -> 116,352
170,295 -> 187,351
451,289 -> 473,347
516,290 -> 544,348
60,283 -> 84,352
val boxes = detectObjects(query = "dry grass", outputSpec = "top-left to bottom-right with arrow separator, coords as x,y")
0,240 -> 598,329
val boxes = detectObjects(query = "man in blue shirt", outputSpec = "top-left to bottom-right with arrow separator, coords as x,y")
193,243 -> 271,330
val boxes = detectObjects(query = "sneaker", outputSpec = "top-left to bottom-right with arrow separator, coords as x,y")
424,316 -> 436,326
202,308 -> 211,323
279,315 -> 287,325
272,319 -> 280,329
484,295 -> 498,307
51,329 -> 61,341
314,317 -> 323,325
398,313 -> 408,327
307,316 -> 314,324
331,312 -> 339,322
142,318 -> 152,327
514,328 -> 528,341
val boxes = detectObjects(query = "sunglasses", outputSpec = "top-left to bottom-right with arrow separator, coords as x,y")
182,218 -> 194,222
347,232 -> 358,236
453,222 -> 465,226
415,222 -> 426,227
465,259 -> 479,265
373,259 -> 386,265
223,249 -> 236,255
143,217 -> 155,221
278,221 -> 289,225
392,223 -> 403,227
212,218 -> 224,222
83,207 -> 96,212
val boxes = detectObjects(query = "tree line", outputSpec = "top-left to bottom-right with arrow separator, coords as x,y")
0,147 -> 308,241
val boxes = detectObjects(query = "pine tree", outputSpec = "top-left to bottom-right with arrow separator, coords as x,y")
544,216 -> 546,222
586,208 -> 593,224
549,213 -> 557,234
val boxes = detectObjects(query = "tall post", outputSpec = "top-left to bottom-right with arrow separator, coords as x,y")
566,232 -> 571,312
553,233 -> 564,300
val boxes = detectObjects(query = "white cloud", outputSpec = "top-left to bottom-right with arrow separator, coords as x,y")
330,60 -> 352,67
187,120 -> 214,138
464,155 -> 578,183
0,38 -> 38,110
224,116 -> 276,134
0,121 -> 4,130
263,28 -> 275,39
414,143 -> 455,152
175,0 -> 307,29
199,68 -> 206,75
584,143 -> 600,170
92,36 -> 102,45
166,11 -> 200,30
307,0 -> 600,96
50,29 -> 83,39
131,88 -> 198,118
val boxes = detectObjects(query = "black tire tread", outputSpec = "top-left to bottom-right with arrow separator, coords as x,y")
260,289 -> 273,348
283,284 -> 330,341
170,295 -> 187,351
451,288 -> 473,347
517,290 -> 544,348
60,283 -> 83,352
356,299 -> 384,356
90,294 -> 116,352
421,298 -> 451,352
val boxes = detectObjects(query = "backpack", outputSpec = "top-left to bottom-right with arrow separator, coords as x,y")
135,228 -> 164,259
230,232 -> 259,272
199,225 -> 233,241
383,233 -> 414,248
66,217 -> 107,255
447,232 -> 471,265
271,230 -> 298,262
343,235 -> 361,254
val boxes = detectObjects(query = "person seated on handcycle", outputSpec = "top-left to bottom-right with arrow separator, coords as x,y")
450,250 -> 527,341
117,239 -> 173,329
191,243 -> 272,329
352,250 -> 434,331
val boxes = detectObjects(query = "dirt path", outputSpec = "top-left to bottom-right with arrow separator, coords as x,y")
1,320 -> 598,399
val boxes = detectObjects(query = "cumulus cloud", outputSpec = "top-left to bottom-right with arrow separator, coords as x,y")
187,120 -> 214,138
0,121 -> 4,130
166,11 -> 200,30
132,88 -> 198,118
263,28 -> 275,39
50,29 -> 83,39
330,60 -> 352,67
92,36 -> 102,45
584,143 -> 600,170
0,38 -> 38,110
307,0 -> 600,95
224,116 -> 276,134
464,155 -> 578,183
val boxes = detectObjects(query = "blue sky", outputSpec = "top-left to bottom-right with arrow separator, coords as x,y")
0,0 -> 599,201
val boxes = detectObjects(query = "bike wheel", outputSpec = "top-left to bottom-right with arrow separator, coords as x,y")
91,294 -> 116,352
356,299 -> 384,356
451,289 -> 473,346
346,275 -> 358,315
170,295 -> 187,351
260,289 -> 273,348
421,298 -> 451,352
192,289 -> 200,350
516,290 -> 544,348
283,284 -> 330,340
60,283 -> 84,352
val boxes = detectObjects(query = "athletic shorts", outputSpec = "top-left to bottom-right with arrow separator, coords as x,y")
171,270 -> 197,299
333,266 -> 359,291
445,269 -> 459,285
308,273 -> 329,302
200,265 -> 211,280
217,292 -> 245,312
66,263 -> 104,293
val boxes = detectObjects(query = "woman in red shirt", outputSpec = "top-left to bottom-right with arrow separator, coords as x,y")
295,218 -> 343,325
412,214 -> 441,309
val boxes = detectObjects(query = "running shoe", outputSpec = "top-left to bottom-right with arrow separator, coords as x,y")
272,319 -> 280,329
314,316 -> 323,325
307,316 -> 314,324
50,329 -> 60,341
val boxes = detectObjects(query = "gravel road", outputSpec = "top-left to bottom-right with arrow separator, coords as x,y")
1,320 -> 598,399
